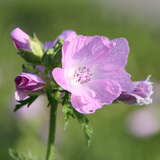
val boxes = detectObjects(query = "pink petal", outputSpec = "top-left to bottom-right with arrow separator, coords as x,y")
10,28 -> 30,50
71,79 -> 122,114
86,79 -> 122,105
108,38 -> 130,68
52,68 -> 68,90
20,73 -> 45,84
62,35 -> 96,68
15,90 -> 29,101
96,69 -> 133,92
59,30 -> 77,42
71,94 -> 101,114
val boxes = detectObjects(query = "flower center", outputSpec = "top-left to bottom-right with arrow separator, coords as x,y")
73,66 -> 92,85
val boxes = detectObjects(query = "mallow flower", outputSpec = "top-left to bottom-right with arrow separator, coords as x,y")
43,30 -> 77,51
52,35 -> 134,114
11,28 -> 30,51
118,76 -> 153,105
14,73 -> 45,101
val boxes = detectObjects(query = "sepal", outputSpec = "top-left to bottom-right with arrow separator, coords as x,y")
29,34 -> 44,58
17,50 -> 41,64
42,39 -> 64,69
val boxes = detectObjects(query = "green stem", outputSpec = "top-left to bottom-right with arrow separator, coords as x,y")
46,90 -> 58,160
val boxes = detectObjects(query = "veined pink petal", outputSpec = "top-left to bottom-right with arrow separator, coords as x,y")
85,79 -> 122,105
109,38 -> 130,67
71,94 -> 101,114
62,35 -> 95,68
52,68 -> 68,90
71,80 -> 121,114
96,69 -> 133,92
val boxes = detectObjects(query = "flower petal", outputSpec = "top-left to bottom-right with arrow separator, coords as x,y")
20,73 -> 45,84
15,90 -> 29,101
70,79 -> 122,114
108,38 -> 130,68
118,76 -> 153,105
71,94 -> 101,114
52,68 -> 68,90
10,28 -> 30,50
85,79 -> 122,105
96,69 -> 133,92
59,30 -> 77,42
62,35 -> 104,68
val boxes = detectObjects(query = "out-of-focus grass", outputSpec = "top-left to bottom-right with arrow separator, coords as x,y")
0,0 -> 160,160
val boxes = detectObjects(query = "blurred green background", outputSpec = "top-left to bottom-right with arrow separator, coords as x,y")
0,0 -> 160,159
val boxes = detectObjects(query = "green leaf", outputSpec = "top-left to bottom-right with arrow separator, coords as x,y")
62,103 -> 93,146
14,96 -> 38,112
17,50 -> 41,64
62,104 -> 75,130
9,149 -> 36,160
22,64 -> 40,74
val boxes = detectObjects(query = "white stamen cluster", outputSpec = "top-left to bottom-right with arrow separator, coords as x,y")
73,66 -> 92,85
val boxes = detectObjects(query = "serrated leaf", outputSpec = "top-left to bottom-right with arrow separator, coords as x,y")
62,104 -> 75,130
9,149 -> 36,160
14,96 -> 38,112
73,108 -> 93,146
62,103 -> 93,146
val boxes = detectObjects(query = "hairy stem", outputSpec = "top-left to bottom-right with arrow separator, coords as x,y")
46,90 -> 58,160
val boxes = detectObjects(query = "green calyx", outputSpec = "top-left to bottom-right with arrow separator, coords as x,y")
29,34 -> 44,58
42,39 -> 64,70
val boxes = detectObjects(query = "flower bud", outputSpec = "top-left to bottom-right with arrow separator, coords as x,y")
14,73 -> 45,101
11,28 -> 44,64
11,28 -> 30,51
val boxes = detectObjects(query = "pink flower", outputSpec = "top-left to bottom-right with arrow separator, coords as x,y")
11,28 -> 30,51
14,73 -> 45,101
43,30 -> 77,51
118,76 -> 153,105
52,35 -> 133,114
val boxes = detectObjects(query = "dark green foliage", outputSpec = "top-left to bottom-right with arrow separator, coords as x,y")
14,96 -> 38,112
42,39 -> 64,70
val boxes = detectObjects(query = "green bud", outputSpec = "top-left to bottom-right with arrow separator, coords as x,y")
17,34 -> 44,64
29,34 -> 44,58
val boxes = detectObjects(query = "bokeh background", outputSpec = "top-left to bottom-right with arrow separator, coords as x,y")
0,0 -> 160,159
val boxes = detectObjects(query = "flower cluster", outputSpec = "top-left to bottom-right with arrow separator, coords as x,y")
11,27 -> 153,114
